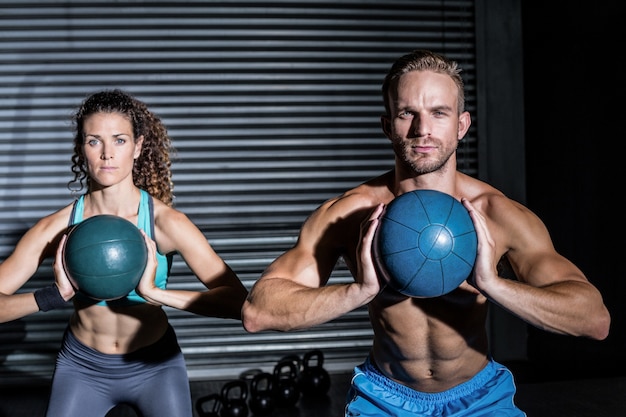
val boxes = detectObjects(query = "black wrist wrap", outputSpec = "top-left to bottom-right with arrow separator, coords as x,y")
34,285 -> 66,312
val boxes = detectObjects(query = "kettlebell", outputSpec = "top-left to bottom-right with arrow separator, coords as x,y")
272,359 -> 301,407
248,372 -> 275,416
279,354 -> 302,377
195,393 -> 222,417
299,349 -> 331,396
220,379 -> 249,417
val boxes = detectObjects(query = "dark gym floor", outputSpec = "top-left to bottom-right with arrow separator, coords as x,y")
2,367 -> 626,416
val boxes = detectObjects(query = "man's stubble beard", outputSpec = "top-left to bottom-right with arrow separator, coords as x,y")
395,138 -> 458,176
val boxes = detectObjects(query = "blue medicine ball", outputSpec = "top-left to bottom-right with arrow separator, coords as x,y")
374,190 -> 477,297
62,215 -> 148,301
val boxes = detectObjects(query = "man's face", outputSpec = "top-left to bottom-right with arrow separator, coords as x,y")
383,70 -> 469,175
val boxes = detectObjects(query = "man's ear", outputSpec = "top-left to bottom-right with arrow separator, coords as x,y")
457,111 -> 471,140
380,115 -> 392,140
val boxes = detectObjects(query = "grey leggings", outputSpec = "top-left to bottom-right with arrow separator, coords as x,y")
45,325 -> 192,417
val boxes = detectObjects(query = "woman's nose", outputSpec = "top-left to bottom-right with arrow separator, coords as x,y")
100,150 -> 113,160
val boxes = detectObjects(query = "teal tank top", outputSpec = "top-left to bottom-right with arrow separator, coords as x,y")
69,189 -> 172,306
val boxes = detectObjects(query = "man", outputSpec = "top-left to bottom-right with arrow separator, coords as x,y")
242,50 -> 610,416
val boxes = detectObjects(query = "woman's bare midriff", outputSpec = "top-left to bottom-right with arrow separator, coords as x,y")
69,302 -> 169,354
369,285 -> 490,392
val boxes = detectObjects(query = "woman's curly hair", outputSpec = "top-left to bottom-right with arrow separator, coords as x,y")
68,89 -> 175,206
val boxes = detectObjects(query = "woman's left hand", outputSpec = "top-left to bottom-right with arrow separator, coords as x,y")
135,230 -> 161,305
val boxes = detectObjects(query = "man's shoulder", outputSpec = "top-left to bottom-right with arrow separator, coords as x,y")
301,182 -> 387,236
458,173 -> 508,206
326,182 -> 389,213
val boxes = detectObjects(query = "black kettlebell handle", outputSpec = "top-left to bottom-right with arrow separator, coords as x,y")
279,354 -> 302,375
221,379 -> 249,402
195,393 -> 222,417
302,349 -> 325,369
273,359 -> 299,380
251,372 -> 274,392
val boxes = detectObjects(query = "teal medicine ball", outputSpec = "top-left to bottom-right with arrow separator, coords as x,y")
374,190 -> 477,297
62,215 -> 148,301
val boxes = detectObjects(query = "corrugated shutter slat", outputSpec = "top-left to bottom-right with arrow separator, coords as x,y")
0,0 -> 476,383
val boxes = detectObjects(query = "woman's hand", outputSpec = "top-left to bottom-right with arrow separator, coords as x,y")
53,234 -> 76,301
135,230 -> 161,305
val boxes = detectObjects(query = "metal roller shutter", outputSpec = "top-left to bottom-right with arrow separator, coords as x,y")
0,0 -> 477,384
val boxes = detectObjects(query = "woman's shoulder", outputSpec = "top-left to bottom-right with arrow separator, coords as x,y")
36,202 -> 77,230
151,197 -> 195,232
20,203 -> 76,255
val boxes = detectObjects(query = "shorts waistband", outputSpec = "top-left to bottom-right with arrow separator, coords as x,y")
360,356 -> 498,402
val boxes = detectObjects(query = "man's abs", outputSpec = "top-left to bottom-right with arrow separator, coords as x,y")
369,287 -> 490,392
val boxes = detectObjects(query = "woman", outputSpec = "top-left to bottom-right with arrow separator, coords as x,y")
0,89 -> 248,417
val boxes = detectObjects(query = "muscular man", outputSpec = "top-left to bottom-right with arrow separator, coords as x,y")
242,49 -> 610,416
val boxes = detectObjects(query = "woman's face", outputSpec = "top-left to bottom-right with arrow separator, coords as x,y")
81,112 -> 143,188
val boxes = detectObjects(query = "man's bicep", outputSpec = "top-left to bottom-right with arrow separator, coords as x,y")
262,242 -> 338,288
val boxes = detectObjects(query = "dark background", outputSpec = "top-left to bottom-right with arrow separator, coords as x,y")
522,2 -> 624,377
0,3 -> 625,416
0,0 -> 622,390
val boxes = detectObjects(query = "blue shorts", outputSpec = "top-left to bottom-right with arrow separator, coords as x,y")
345,356 -> 526,416
45,325 -> 192,417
